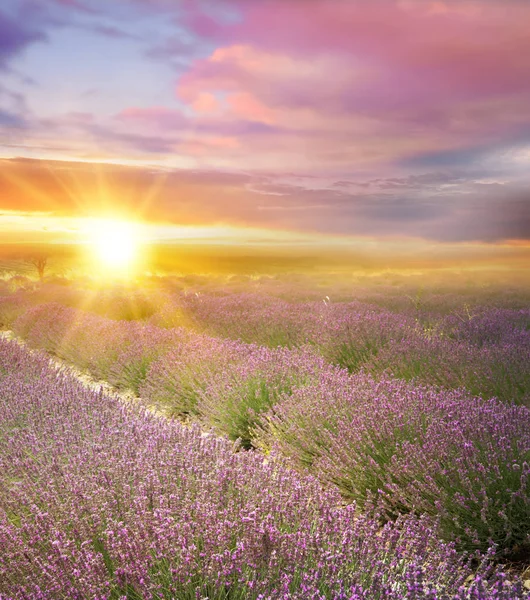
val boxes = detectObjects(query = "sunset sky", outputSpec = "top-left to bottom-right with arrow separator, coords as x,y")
1,0 -> 530,252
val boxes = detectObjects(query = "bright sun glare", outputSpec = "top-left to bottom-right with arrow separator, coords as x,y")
85,219 -> 142,275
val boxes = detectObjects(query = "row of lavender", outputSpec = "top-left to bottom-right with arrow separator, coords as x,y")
9,303 -> 530,561
153,292 -> 530,405
2,338 -> 524,599
2,286 -> 528,405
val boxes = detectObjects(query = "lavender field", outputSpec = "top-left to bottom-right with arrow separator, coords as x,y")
1,273 -> 530,599
4,0 -> 530,595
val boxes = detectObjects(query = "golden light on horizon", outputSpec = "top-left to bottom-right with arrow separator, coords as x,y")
83,218 -> 143,276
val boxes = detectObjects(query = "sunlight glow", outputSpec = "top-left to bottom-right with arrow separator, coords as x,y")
84,218 -> 143,276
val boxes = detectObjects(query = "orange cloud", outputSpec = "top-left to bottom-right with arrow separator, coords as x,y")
1,157 -> 530,245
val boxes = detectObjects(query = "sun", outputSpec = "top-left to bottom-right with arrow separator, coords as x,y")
84,218 -> 143,275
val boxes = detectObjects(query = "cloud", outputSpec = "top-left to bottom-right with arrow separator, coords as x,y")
1,157 -> 529,244
4,0 -> 530,176
51,0 -> 99,14
182,0 -> 530,101
0,7 -> 46,68
0,109 -> 26,128
90,23 -> 141,40
168,1 -> 530,171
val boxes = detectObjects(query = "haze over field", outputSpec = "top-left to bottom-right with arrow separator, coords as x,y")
1,0 -> 530,271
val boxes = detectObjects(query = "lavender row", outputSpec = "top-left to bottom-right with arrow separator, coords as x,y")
0,285 -> 159,328
2,339 -> 523,599
255,370 -> 530,557
153,292 -> 530,350
3,286 -> 529,404
151,293 -> 530,404
363,333 -> 530,405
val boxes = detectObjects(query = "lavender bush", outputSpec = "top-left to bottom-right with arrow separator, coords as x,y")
0,293 -> 30,329
316,305 -> 416,372
173,291 -> 321,347
258,370 -> 530,557
197,346 -> 329,448
13,304 -> 182,392
365,333 -> 530,405
13,303 -> 131,375
0,339 -> 525,599
159,292 -> 530,403
441,308 -> 530,348
169,293 -> 417,370
140,335 -> 250,417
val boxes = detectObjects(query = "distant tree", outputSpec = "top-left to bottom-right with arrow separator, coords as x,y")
21,252 -> 49,282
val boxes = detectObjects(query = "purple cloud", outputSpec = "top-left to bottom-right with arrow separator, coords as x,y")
0,8 -> 46,68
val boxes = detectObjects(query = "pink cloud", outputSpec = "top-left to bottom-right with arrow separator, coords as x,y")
4,1 -> 530,245
191,92 -> 221,114
182,0 -> 530,91
178,1 -> 530,108
226,92 -> 276,124
169,1 -> 530,171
